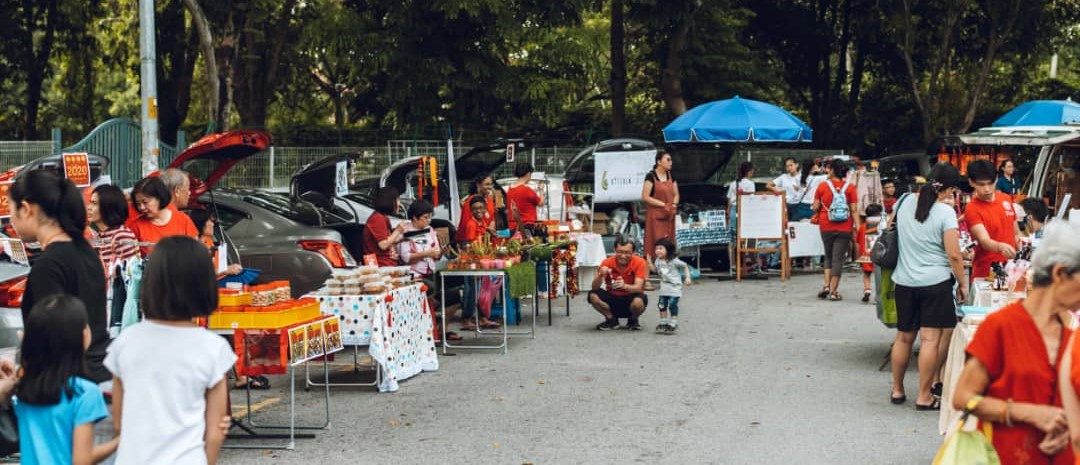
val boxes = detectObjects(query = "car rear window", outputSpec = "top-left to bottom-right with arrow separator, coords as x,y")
240,192 -> 311,223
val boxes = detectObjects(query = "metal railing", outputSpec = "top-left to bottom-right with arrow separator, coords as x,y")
0,141 -> 56,171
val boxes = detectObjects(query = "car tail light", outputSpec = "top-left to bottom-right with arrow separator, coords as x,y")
0,277 -> 26,308
298,240 -> 357,268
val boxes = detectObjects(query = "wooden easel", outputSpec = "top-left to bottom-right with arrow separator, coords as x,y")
735,193 -> 790,281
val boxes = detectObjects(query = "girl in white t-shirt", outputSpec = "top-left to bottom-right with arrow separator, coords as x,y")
105,236 -> 236,465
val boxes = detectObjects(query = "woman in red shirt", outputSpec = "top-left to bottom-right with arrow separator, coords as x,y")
362,187 -> 407,266
128,177 -> 198,256
955,224 -> 1080,465
506,162 -> 543,231
812,159 -> 859,301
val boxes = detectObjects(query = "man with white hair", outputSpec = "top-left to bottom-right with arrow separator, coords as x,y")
159,168 -> 191,209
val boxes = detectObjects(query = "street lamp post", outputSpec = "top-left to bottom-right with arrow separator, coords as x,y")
139,0 -> 160,177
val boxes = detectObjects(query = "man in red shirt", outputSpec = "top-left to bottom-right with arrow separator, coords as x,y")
963,159 -> 1019,279
589,235 -> 648,330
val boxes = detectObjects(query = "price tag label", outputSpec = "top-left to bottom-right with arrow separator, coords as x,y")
0,181 -> 12,219
62,153 -> 92,187
363,254 -> 379,267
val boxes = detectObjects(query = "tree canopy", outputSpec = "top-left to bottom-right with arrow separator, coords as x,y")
1,0 -> 1077,154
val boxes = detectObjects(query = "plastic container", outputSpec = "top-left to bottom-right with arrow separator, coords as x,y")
343,279 -> 361,295
356,265 -> 379,275
218,291 -> 252,307
358,274 -> 381,284
209,302 -> 322,329
363,282 -> 387,295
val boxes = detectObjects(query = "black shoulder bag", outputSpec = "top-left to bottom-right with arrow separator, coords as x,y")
870,193 -> 910,269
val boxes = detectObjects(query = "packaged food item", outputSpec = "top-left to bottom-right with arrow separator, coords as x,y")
326,281 -> 345,296
270,281 -> 291,302
356,265 -> 379,275
389,266 -> 412,278
343,279 -> 362,295
362,282 -> 386,295
358,274 -> 381,284
391,276 -> 412,288
331,270 -> 352,282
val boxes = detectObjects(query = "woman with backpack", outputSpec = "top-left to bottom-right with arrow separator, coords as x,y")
812,159 -> 859,301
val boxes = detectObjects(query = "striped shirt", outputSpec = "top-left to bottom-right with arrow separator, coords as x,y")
90,226 -> 138,278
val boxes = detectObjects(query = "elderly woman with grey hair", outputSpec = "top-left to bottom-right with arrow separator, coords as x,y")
953,223 -> 1080,463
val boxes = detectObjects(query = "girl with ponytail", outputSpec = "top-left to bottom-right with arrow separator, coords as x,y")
8,170 -> 111,382
887,162 -> 966,410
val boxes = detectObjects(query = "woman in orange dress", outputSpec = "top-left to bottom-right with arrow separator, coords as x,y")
954,224 -> 1080,465
641,150 -> 679,263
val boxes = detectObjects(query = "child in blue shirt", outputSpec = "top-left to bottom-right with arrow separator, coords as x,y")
10,294 -> 117,464
648,238 -> 692,334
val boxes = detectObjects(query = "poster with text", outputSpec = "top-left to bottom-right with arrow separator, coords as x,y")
593,150 -> 658,203
0,182 -> 12,219
62,153 -> 92,187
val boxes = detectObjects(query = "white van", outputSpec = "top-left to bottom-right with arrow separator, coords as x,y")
958,124 -> 1080,217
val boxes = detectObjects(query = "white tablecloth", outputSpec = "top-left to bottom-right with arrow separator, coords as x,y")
309,284 -> 438,392
939,321 -> 977,435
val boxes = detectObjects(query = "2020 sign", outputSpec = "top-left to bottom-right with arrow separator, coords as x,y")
62,153 -> 92,187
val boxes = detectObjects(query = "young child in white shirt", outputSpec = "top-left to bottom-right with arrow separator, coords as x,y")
648,238 -> 692,334
105,236 -> 236,465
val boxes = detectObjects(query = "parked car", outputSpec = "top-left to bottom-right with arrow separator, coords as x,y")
874,151 -> 933,195
0,153 -> 112,346
169,130 -> 359,297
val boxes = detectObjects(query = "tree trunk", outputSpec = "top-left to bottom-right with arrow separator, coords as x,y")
217,7 -> 236,131
610,0 -> 626,136
660,12 -> 694,116
182,0 -> 220,134
958,0 -> 1022,133
20,0 -> 59,140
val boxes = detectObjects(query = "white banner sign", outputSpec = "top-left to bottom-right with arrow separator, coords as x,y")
593,150 -> 657,203
335,161 -> 349,197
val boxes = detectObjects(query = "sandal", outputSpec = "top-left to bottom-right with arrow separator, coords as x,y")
461,322 -> 478,331
828,293 -> 842,301
915,399 -> 941,411
233,376 -> 270,390
480,320 -> 502,329
817,286 -> 830,299
445,331 -> 463,341
862,289 -> 872,303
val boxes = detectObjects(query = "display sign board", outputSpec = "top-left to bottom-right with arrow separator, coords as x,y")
593,150 -> 657,202
505,143 -> 515,163
62,153 -> 92,187
0,182 -> 12,219
788,222 -> 825,258
738,194 -> 784,239
335,161 -> 348,197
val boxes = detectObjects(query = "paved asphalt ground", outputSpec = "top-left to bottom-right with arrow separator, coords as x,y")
220,270 -> 943,464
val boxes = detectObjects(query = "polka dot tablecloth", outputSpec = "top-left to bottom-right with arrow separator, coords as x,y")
309,284 -> 439,392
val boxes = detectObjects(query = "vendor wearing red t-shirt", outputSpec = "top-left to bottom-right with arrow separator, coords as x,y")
362,187 -> 407,267
506,162 -> 543,230
589,236 -> 648,331
963,160 -> 1019,279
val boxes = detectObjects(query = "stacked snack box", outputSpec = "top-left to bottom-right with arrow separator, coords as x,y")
316,266 -> 416,296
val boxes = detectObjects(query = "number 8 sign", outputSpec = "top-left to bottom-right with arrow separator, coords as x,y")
63,153 -> 92,187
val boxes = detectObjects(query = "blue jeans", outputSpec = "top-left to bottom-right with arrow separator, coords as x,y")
657,295 -> 681,317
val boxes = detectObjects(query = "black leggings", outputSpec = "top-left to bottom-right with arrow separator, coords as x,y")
820,230 -> 852,276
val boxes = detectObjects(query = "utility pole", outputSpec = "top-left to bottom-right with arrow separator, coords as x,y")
139,0 -> 160,176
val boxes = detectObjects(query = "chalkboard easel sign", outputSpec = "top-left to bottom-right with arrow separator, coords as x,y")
735,193 -> 790,281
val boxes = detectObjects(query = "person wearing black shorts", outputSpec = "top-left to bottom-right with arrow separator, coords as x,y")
589,235 -> 648,331
895,278 -> 957,332
887,162 -> 967,411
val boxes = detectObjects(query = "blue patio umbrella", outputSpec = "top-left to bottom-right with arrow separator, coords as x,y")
662,96 -> 812,143
992,99 -> 1080,127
